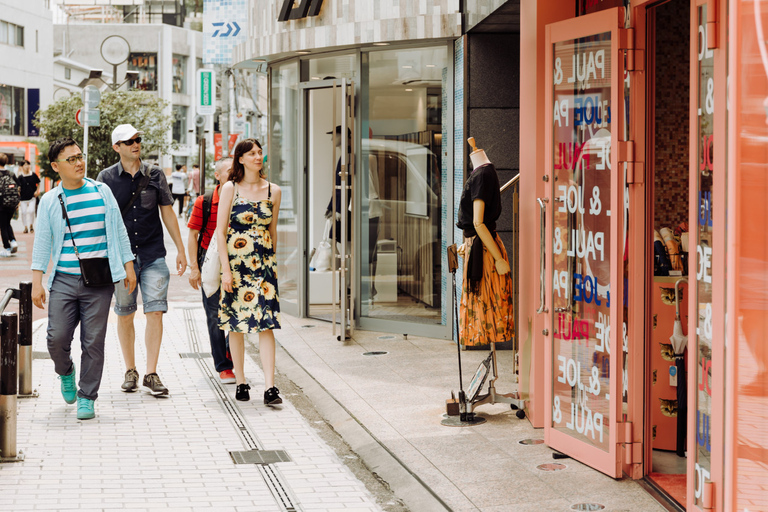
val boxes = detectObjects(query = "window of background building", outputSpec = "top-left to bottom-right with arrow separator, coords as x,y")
0,21 -> 24,47
172,54 -> 187,94
64,67 -> 71,80
0,84 -> 25,135
172,105 -> 188,143
128,53 -> 157,91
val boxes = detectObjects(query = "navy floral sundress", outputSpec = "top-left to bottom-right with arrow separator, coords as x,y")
219,183 -> 281,333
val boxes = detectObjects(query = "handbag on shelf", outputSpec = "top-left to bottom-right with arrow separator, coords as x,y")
202,183 -> 237,297
58,195 -> 113,288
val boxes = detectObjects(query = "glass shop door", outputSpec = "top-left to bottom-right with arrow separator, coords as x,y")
301,79 -> 357,340
542,7 -> 627,478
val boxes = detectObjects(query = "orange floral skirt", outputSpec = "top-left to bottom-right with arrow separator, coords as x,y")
459,234 -> 514,346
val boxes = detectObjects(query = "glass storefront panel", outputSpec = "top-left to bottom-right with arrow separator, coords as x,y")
0,84 -> 24,136
272,61 -> 300,313
128,52 -> 158,91
694,5 -> 714,507
360,46 -> 448,325
550,33 -> 613,452
172,54 -> 187,94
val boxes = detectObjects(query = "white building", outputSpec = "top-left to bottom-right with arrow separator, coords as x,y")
49,0 -> 206,172
0,0 -> 53,165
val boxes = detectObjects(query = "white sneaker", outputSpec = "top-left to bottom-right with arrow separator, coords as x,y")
9,240 -> 18,253
0,248 -> 11,257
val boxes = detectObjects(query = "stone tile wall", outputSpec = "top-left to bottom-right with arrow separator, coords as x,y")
234,0 -> 463,63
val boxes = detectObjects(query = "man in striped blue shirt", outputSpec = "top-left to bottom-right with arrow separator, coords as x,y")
31,138 -> 136,420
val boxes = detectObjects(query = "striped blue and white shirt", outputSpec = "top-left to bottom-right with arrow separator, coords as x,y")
57,181 -> 108,275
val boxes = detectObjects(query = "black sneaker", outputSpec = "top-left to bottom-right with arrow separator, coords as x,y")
121,368 -> 139,392
264,387 -> 282,406
142,373 -> 169,396
235,383 -> 250,401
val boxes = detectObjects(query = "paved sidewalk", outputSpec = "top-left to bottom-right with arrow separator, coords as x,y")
0,304 -> 385,512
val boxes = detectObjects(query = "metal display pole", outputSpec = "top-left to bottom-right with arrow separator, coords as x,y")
0,312 -> 21,461
17,282 -> 35,397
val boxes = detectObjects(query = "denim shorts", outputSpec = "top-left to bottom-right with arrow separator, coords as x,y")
113,256 -> 170,315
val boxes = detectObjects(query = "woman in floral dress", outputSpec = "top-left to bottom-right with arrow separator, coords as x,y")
216,138 -> 283,404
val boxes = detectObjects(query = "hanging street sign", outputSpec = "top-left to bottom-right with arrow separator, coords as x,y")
197,68 -> 216,116
82,85 -> 101,109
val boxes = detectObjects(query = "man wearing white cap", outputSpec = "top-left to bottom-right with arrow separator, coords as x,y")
97,124 -> 187,396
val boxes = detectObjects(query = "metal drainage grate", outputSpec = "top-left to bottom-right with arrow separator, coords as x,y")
377,335 -> 396,340
362,351 -> 388,356
537,463 -> 567,471
230,450 -> 292,465
178,352 -> 208,359
518,438 -> 545,445
300,325 -> 315,329
571,504 -> 605,511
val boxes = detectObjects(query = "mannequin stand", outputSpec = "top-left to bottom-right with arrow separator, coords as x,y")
467,341 -> 526,419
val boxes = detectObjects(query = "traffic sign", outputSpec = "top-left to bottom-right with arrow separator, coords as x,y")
197,69 -> 216,116
83,109 -> 100,127
82,85 -> 101,109
75,108 -> 82,127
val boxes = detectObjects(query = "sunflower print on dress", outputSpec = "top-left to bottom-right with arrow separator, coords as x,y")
219,195 -> 281,333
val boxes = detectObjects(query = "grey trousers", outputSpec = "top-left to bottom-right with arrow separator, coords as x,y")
46,273 -> 115,401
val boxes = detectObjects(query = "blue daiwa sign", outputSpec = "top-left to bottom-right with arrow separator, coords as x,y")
203,0 -> 248,65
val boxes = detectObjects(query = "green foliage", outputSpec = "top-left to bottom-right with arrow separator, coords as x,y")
32,91 -> 176,180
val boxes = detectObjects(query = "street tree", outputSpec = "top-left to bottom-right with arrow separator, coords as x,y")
33,91 -> 175,180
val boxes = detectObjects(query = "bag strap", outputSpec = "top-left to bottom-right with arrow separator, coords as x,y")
58,194 -> 82,260
121,168 -> 152,216
198,188 -> 215,249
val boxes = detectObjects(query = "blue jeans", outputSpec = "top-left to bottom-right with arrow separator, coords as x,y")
203,287 -> 232,372
46,273 -> 115,400
113,255 -> 169,315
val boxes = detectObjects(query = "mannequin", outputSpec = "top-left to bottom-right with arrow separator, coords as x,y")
456,138 -> 514,347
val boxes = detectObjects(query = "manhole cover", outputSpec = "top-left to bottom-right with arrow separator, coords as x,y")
571,504 -> 605,511
518,438 -> 545,445
377,335 -> 395,340
537,463 -> 567,471
362,351 -> 388,356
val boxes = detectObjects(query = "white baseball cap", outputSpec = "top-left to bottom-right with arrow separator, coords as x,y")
111,124 -> 143,145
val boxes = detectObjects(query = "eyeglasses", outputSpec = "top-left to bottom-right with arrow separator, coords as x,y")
56,154 -> 85,165
120,137 -> 142,146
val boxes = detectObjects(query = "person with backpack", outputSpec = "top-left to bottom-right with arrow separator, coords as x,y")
186,157 -> 235,384
0,153 -> 21,257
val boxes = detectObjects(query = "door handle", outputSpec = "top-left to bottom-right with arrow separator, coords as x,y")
536,198 -> 549,314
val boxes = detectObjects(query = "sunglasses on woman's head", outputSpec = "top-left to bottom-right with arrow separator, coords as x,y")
120,137 -> 142,146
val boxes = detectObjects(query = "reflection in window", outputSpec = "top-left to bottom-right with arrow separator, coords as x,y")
172,105 -> 187,143
0,84 -> 25,136
172,54 -> 187,94
361,46 -> 447,325
128,53 -> 157,91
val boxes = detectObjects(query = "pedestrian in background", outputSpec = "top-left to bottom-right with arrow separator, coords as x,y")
170,164 -> 188,217
97,124 -> 187,397
31,137 -> 136,420
217,139 -> 282,404
17,159 -> 40,233
187,157 -> 235,384
0,153 -> 20,257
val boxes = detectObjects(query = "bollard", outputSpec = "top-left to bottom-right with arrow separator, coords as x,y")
1,312 -> 18,459
17,282 -> 33,396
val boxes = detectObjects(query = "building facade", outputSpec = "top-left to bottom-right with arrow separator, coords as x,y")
0,0 -> 54,169
52,21 -> 204,171
228,1 -> 768,511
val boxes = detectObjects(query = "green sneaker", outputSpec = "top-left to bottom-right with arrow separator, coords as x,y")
60,365 -> 77,404
76,397 -> 95,420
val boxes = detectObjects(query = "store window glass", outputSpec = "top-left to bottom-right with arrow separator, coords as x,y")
172,54 -> 187,94
272,62 -> 300,312
306,54 -> 355,81
360,46 -> 448,325
0,85 -> 25,136
693,6 -> 714,508
128,52 -> 158,91
172,105 -> 187,143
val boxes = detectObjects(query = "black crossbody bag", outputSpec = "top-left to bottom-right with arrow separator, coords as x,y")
59,195 -> 113,287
